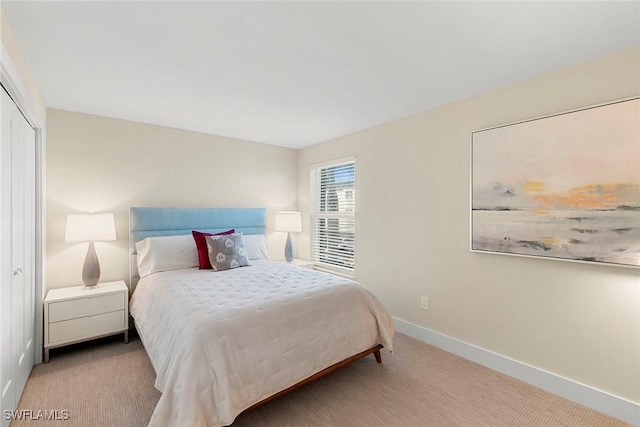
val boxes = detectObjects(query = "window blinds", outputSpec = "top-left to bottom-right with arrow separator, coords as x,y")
310,159 -> 356,272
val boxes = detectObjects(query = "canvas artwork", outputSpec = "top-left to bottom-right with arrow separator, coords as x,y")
472,98 -> 639,268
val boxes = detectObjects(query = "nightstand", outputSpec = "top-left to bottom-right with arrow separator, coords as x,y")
283,259 -> 315,269
44,280 -> 129,363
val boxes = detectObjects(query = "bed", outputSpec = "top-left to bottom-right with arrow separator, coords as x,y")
128,207 -> 394,427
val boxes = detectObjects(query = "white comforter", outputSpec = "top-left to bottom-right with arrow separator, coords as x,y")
129,260 -> 394,427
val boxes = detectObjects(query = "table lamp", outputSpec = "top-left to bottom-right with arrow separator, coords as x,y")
275,212 -> 302,263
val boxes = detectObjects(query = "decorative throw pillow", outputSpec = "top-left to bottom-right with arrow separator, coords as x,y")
192,229 -> 235,269
205,233 -> 251,272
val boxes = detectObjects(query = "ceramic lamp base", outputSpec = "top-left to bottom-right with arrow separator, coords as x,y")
82,241 -> 101,288
284,232 -> 294,263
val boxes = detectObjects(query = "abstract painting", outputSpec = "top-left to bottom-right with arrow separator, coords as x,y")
472,98 -> 639,268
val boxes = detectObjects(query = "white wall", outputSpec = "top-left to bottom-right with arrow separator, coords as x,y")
0,9 -> 46,121
46,109 -> 298,290
298,47 -> 640,403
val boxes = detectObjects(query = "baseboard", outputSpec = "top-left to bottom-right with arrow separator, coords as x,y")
393,317 -> 640,426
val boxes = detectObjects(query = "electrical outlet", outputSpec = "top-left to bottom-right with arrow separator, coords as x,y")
420,296 -> 429,311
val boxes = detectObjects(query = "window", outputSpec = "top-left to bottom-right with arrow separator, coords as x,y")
310,157 -> 356,274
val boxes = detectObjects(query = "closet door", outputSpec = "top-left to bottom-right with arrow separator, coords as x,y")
0,86 -> 36,426
12,93 -> 35,404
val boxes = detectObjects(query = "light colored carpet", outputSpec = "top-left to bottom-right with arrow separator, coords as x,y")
12,333 -> 629,427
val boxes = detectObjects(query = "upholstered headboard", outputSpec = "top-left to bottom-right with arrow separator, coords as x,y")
129,207 -> 266,291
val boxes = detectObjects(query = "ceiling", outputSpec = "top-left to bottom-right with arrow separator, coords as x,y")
3,1 -> 639,149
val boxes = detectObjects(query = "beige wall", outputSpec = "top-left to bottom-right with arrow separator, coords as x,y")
298,47 -> 640,403
46,109 -> 298,290
1,9 -> 46,121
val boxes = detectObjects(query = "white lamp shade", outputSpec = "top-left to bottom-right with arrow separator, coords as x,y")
65,213 -> 116,243
275,211 -> 302,233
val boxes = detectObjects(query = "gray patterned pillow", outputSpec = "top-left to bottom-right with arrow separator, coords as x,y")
205,233 -> 251,272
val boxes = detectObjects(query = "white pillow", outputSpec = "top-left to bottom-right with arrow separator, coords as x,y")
243,234 -> 270,260
135,234 -> 198,277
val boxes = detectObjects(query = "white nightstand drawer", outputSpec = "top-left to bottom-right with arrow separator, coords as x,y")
48,292 -> 125,323
49,310 -> 126,344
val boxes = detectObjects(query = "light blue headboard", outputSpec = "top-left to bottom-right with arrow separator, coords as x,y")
129,207 -> 266,291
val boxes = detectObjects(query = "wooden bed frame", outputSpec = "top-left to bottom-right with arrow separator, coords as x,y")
245,345 -> 383,412
129,207 -> 386,415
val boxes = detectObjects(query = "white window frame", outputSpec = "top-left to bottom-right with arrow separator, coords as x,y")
309,156 -> 356,277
